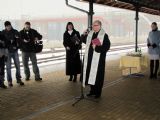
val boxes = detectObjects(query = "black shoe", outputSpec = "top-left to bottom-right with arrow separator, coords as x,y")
149,75 -> 154,79
25,77 -> 30,81
8,82 -> 13,87
94,95 -> 101,99
73,78 -> 77,82
17,81 -> 25,86
73,75 -> 77,82
69,75 -> 73,81
69,78 -> 72,81
35,78 -> 42,81
0,83 -> 7,89
153,74 -> 157,79
87,93 -> 95,97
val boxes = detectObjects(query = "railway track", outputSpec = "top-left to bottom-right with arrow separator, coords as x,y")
10,43 -> 147,68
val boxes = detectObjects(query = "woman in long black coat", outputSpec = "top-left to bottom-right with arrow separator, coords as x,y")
63,22 -> 81,82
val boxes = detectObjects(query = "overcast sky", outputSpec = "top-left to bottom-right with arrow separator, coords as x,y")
0,0 -> 113,19
0,0 -> 159,25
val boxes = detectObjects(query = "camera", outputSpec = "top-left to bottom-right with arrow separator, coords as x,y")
86,28 -> 90,32
39,41 -> 43,44
35,40 -> 43,45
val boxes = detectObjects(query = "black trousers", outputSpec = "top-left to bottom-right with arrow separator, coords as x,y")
0,56 -> 5,84
150,60 -> 159,77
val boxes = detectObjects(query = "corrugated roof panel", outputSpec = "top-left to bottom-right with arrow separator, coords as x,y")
79,0 -> 160,15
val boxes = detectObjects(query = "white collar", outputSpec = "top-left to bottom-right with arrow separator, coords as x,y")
68,30 -> 73,35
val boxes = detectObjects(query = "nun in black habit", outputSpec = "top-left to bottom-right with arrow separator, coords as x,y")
63,22 -> 81,82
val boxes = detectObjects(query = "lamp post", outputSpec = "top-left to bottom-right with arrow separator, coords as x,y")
65,0 -> 94,30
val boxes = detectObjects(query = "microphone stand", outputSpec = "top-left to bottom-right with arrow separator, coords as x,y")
72,35 -> 98,107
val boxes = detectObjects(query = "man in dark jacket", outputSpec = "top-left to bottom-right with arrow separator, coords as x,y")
0,31 -> 8,89
2,21 -> 24,87
19,22 -> 42,81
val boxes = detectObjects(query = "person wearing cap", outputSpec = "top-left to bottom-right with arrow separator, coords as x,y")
2,21 -> 24,87
19,22 -> 42,81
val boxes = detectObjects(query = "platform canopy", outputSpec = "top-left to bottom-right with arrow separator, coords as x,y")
79,0 -> 160,15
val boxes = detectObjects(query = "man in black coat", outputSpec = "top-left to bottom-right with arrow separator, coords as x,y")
2,21 -> 24,87
19,22 -> 42,81
0,31 -> 8,88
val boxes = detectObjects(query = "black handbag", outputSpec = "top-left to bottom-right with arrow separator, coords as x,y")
34,40 -> 43,53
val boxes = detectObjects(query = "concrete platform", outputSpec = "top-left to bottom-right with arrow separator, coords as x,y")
0,59 -> 160,120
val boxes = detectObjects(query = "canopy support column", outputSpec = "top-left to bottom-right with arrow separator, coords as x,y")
88,0 -> 94,30
65,0 -> 94,30
135,5 -> 140,52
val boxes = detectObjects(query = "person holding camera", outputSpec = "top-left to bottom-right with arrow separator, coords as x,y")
19,22 -> 42,81
0,31 -> 8,89
63,22 -> 81,82
2,21 -> 24,87
147,22 -> 160,79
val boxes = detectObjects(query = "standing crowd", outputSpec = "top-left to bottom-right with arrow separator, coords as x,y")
0,21 -> 42,89
63,20 -> 160,99
1,20 -> 158,99
63,20 -> 111,98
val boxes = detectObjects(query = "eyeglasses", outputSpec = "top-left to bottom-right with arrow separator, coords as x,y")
93,24 -> 99,27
